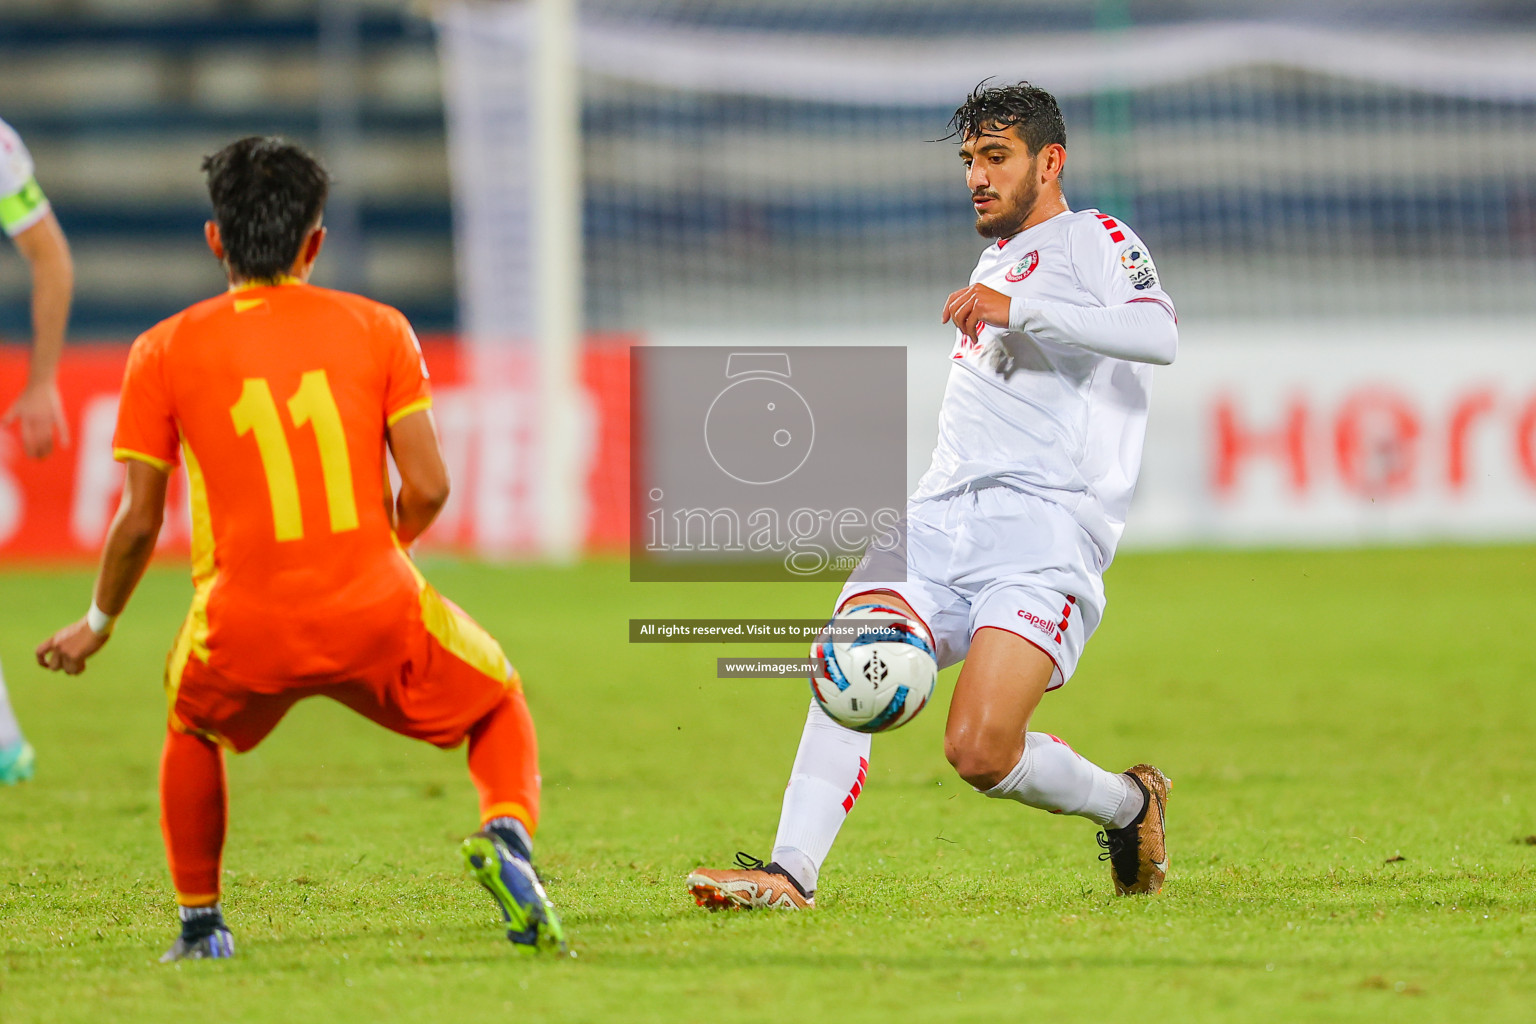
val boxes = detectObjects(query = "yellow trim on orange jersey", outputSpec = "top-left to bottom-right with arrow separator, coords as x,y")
394,535 -> 428,587
481,802 -> 537,836
113,447 -> 173,473
164,578 -> 215,705
182,440 -> 216,583
390,537 -> 516,686
419,584 -> 514,684
386,397 -> 433,428
165,439 -> 218,721
229,274 -> 300,293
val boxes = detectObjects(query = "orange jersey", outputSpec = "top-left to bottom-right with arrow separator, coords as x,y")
114,281 -> 435,684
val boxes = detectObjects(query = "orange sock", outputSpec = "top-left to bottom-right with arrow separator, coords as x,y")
467,691 -> 540,836
159,727 -> 227,906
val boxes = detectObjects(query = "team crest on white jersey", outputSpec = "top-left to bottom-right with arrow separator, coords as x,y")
1004,250 -> 1040,283
1119,243 -> 1158,291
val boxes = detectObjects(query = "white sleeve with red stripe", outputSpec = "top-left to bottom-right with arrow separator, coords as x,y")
1006,210 -> 1177,364
1077,211 -> 1176,316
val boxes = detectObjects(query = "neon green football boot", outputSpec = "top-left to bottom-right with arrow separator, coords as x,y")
461,831 -> 569,955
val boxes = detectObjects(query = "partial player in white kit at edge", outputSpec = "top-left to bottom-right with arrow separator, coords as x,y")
688,82 -> 1178,908
0,116 -> 74,785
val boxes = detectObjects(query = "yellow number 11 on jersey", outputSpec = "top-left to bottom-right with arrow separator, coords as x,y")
230,370 -> 360,541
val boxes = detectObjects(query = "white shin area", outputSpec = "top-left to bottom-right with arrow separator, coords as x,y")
770,701 -> 871,894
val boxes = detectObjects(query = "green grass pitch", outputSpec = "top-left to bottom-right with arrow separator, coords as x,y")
1,547 -> 1534,1022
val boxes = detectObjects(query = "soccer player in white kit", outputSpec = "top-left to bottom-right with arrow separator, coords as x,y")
688,82 -> 1177,909
0,116 -> 75,783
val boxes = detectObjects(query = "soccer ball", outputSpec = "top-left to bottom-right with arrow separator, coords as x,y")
809,604 -> 937,733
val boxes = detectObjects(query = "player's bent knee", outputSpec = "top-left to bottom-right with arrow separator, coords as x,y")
943,736 -> 1019,792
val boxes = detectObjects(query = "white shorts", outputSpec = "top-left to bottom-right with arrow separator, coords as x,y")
837,483 -> 1105,689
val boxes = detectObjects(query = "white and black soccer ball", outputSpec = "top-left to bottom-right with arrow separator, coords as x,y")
809,604 -> 937,733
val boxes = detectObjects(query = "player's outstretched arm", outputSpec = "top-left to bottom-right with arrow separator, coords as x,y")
1009,298 -> 1177,365
36,460 -> 167,675
387,408 -> 450,547
1,210 -> 73,458
942,282 -> 1176,364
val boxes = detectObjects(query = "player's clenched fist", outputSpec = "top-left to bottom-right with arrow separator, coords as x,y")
35,619 -> 109,676
942,283 -> 1010,343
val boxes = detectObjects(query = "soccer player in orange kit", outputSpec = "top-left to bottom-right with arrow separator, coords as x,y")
35,137 -> 566,960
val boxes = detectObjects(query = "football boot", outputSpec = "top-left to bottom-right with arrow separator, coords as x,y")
1096,763 -> 1172,895
0,740 -> 35,785
461,830 -> 569,955
687,852 -> 814,910
160,926 -> 235,962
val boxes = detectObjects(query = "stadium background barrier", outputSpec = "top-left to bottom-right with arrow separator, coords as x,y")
432,4 -> 1536,553
439,8 -> 1536,334
7,325 -> 1536,560
0,340 -> 629,561
4,4 -> 1536,558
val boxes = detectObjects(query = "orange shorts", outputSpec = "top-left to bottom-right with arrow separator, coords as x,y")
165,586 -> 517,753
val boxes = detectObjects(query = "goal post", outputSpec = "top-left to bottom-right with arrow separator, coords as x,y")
532,0 -> 583,563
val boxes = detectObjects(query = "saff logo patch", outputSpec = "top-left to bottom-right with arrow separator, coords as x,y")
1119,243 -> 1158,291
1004,250 -> 1039,283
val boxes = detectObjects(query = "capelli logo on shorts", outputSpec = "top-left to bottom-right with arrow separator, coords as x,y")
1019,595 -> 1075,644
1016,609 -> 1056,638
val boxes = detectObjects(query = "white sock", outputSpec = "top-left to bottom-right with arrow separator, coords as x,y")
0,660 -> 23,749
770,700 -> 871,894
982,732 -> 1144,828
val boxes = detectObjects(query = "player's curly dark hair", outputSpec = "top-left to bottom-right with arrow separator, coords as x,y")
202,137 -> 330,283
946,81 -> 1067,156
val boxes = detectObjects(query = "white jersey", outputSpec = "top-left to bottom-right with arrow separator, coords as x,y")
0,118 -> 50,238
912,208 -> 1175,567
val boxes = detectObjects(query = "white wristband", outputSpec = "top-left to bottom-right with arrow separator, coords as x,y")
86,600 -> 117,637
